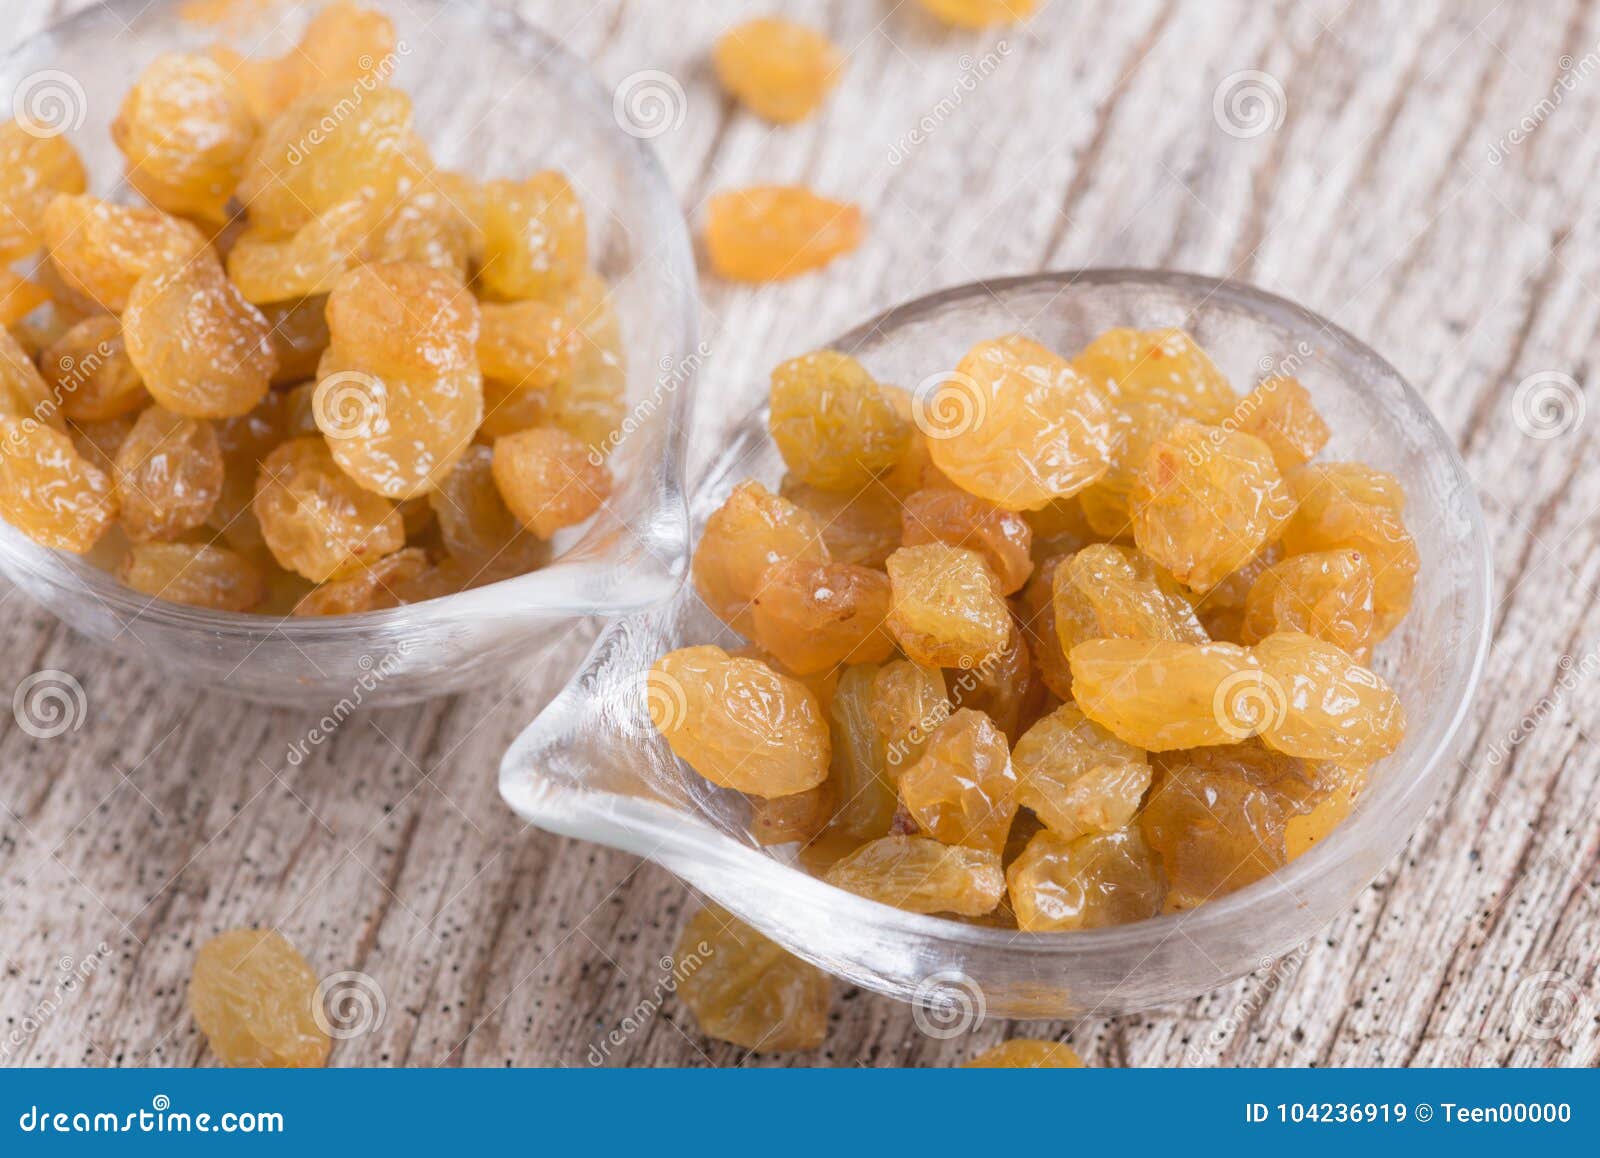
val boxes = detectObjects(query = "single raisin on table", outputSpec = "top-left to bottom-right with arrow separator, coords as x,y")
649,645 -> 831,797
964,1039 -> 1083,1068
713,18 -> 843,124
675,905 -> 830,1052
706,186 -> 864,282
189,928 -> 331,1068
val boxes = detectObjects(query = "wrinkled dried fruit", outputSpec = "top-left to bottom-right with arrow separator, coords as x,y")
1192,542 -> 1281,643
293,546 -> 430,616
1286,763 -> 1368,859
823,835 -> 1003,915
189,928 -> 330,1068
123,255 -> 277,419
1073,327 -> 1237,423
1234,377 -> 1329,471
898,709 -> 1017,853
1007,827 -> 1166,931
780,477 -> 902,567
1130,421 -> 1294,592
1070,637 -> 1260,751
819,663 -> 896,845
477,299 -> 577,394
317,261 -> 481,498
261,297 -> 331,384
901,486 -> 1033,594
44,316 -> 147,422
478,172 -> 587,302
1,326 -> 62,424
119,541 -> 267,611
1014,554 -> 1073,700
945,625 -> 1041,743
0,416 -> 117,551
0,122 -> 87,261
429,443 -> 546,574
253,436 -> 403,581
713,18 -> 842,123
113,53 -> 256,224
1076,399 -> 1179,538
706,186 -> 863,282
886,544 -> 1012,668
1241,548 -> 1374,657
1251,631 -> 1405,765
1140,752 -> 1289,908
1282,463 -> 1418,641
42,194 -> 210,312
924,335 -> 1113,511
225,195 -> 385,304
751,780 -> 835,847
1011,704 -> 1152,836
769,350 -> 909,491
692,480 -> 828,632
676,905 -> 829,1051
1052,543 -> 1207,653
114,405 -> 224,542
649,645 -> 830,796
749,560 -> 895,674
964,1039 -> 1083,1068
870,660 -> 949,777
0,268 -> 50,325
491,426 -> 612,538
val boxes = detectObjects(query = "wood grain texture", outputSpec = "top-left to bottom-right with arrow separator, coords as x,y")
2,0 -> 1598,1068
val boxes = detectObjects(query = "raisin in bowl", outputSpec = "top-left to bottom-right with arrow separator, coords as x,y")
500,271 -> 1491,1018
0,0 -> 697,705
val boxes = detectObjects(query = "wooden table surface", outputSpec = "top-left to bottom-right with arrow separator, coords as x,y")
3,0 -> 1599,1068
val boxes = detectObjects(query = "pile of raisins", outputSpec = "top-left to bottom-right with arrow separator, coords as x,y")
655,327 -> 1414,959
0,3 -> 623,615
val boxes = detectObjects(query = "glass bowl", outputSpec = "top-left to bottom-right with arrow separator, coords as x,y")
500,270 -> 1493,1018
0,0 -> 698,706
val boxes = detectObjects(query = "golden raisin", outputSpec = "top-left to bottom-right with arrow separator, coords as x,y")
965,1040 -> 1083,1068
1129,421 -> 1294,592
870,659 -> 949,777
123,254 -> 277,419
1052,542 -> 1208,652
1140,753 -> 1289,908
946,625 -> 1041,743
1251,631 -> 1405,765
189,928 -> 330,1068
0,416 -> 117,551
901,486 -> 1033,594
537,272 -> 627,450
113,53 -> 256,224
261,297 -> 331,384
885,544 -> 1012,668
1241,549 -> 1374,657
44,316 -> 147,422
897,709 -> 1017,853
713,19 -> 842,123
819,663 -> 897,846
1076,399 -> 1180,538
749,560 -> 895,674
114,406 -> 224,542
1,325 -> 63,423
1069,637 -> 1260,751
42,194 -> 210,313
649,645 -> 831,796
1013,554 -> 1073,700
0,268 -> 50,325
780,477 -> 902,568
750,780 -> 835,847
0,122 -> 87,261
769,350 -> 909,491
676,905 -> 829,1052
119,542 -> 267,612
225,196 -> 384,304
1007,827 -> 1167,931
429,444 -> 547,575
1234,376 -> 1329,471
692,480 -> 828,633
491,426 -> 612,538
1073,327 -> 1237,423
823,834 -> 1003,915
918,0 -> 1039,27
706,186 -> 863,282
924,335 -> 1113,511
478,172 -> 587,302
293,547 -> 431,616
1011,704 -> 1152,836
253,436 -> 403,581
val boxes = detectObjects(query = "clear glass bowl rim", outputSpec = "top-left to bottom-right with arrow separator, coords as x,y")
0,0 -> 700,641
503,266 -> 1495,961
